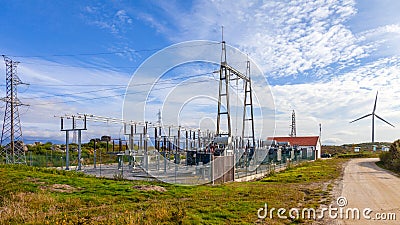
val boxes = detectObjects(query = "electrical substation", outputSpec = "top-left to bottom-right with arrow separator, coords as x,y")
51,41 -> 317,184
1,41 -> 318,185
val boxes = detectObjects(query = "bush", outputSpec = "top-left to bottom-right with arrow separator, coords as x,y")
379,151 -> 392,166
389,140 -> 400,160
392,158 -> 400,172
380,139 -> 400,172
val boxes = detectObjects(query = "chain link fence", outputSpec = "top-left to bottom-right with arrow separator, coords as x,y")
3,145 -> 316,185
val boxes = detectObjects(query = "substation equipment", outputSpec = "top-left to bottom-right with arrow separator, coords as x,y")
55,41 -> 315,183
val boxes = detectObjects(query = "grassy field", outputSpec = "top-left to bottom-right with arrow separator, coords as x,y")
0,158 -> 347,225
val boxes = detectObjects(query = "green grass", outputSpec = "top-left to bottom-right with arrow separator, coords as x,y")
0,159 -> 347,225
375,161 -> 400,176
262,160 -> 342,183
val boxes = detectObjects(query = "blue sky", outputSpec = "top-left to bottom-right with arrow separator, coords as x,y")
0,0 -> 400,145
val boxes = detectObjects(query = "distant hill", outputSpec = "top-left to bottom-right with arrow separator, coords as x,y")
24,139 -> 64,145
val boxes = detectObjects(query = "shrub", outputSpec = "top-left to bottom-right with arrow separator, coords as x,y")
380,139 -> 400,171
379,151 -> 392,166
391,158 -> 400,172
389,139 -> 400,160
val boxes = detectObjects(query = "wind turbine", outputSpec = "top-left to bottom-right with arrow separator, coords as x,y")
350,91 -> 395,144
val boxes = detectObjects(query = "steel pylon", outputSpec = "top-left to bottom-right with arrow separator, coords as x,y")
0,56 -> 26,164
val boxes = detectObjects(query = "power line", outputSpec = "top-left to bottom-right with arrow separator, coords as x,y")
33,78 -> 216,106
28,84 -> 127,87
0,70 -> 218,106
14,58 -> 227,71
20,87 -> 127,100
19,61 -> 139,70
5,42 -> 220,59
0,71 -> 242,104
6,71 -> 241,103
23,71 -> 214,88
0,72 -> 216,103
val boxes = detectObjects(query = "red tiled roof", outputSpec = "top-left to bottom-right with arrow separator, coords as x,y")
267,136 -> 319,146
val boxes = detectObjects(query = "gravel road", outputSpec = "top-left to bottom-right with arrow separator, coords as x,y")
337,158 -> 400,224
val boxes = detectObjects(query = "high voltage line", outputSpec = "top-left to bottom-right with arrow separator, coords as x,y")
0,41 -> 227,109
4,42 -> 220,58
20,87 -> 127,100
14,72 -> 215,100
29,72 -> 212,87
0,71 -> 243,104
0,42 -> 222,74
17,61 -> 139,70
0,70 -> 215,92
33,79 -> 217,106
28,72 -> 220,105
13,58 -> 244,71
28,84 -> 127,87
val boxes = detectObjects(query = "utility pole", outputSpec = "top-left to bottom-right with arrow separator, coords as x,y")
72,119 -> 77,144
59,115 -> 87,170
0,56 -> 27,164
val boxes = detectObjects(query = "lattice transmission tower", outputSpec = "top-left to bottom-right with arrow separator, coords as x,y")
0,56 -> 27,164
216,39 -> 255,148
290,110 -> 296,137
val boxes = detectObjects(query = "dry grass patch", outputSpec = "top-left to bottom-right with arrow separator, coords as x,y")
39,183 -> 80,193
0,192 -> 56,223
133,185 -> 167,192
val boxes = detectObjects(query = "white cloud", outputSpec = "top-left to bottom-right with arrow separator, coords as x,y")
272,56 -> 400,145
127,0 -> 400,144
0,58 -> 131,143
82,4 -> 134,35
143,0 -> 367,78
116,10 -> 132,25
3,1 -> 399,145
136,13 -> 169,34
358,24 -> 400,57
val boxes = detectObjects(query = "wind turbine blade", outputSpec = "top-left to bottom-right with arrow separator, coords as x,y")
375,114 -> 395,127
350,114 -> 372,123
373,91 -> 378,113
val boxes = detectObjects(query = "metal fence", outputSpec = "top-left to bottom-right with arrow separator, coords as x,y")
4,147 -> 316,185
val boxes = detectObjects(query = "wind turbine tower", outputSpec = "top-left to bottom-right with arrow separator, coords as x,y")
350,91 -> 395,144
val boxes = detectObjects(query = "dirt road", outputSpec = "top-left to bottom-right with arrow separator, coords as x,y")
337,158 -> 400,224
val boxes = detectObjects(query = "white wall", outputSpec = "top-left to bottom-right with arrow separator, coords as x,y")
316,140 -> 321,159
298,138 -> 321,160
